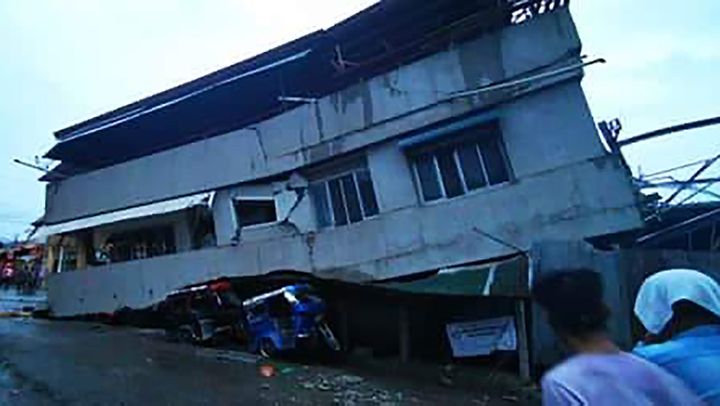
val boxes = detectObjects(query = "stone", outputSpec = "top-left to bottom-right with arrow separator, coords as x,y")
336,374 -> 364,386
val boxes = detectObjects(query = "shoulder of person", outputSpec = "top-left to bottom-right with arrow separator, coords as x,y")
541,367 -> 583,406
542,356 -> 588,387
633,340 -> 685,365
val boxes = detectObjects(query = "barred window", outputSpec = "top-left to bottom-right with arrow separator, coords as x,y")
409,123 -> 511,202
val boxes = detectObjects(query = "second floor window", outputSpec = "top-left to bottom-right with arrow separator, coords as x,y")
408,121 -> 511,203
309,166 -> 379,228
233,199 -> 277,228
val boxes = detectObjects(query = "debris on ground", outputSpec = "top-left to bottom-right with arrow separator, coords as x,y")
298,373 -> 403,405
439,364 -> 455,387
279,366 -> 296,375
194,348 -> 259,364
259,364 -> 276,378
472,395 -> 491,406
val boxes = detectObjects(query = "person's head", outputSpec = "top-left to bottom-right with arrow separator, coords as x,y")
532,269 -> 611,352
634,269 -> 720,341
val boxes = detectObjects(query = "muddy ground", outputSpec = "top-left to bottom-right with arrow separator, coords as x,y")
0,316 -> 539,405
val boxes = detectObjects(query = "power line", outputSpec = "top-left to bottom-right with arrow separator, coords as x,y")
618,115 -> 720,147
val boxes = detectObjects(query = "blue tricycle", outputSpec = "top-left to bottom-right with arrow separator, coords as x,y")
242,284 -> 340,357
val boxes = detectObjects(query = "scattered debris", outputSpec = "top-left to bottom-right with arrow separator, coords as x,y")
299,373 -> 403,405
279,366 -> 296,375
335,375 -> 364,386
194,348 -> 259,364
259,364 -> 276,378
472,396 -> 491,406
301,382 -> 317,390
502,395 -> 519,402
439,364 -> 455,387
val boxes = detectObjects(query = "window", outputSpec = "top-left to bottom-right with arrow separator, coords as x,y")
409,123 -> 511,202
58,246 -> 78,272
103,225 -> 176,263
233,199 -> 277,228
309,167 -> 379,228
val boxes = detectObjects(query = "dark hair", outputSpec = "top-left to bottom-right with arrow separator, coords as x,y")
532,269 -> 609,337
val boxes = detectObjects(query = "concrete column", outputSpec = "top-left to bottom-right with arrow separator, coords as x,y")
45,245 -> 57,273
76,238 -> 87,270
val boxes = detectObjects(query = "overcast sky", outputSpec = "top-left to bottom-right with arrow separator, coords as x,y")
0,0 -> 718,239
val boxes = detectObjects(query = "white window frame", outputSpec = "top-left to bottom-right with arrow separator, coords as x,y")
411,136 -> 511,203
311,167 -> 379,229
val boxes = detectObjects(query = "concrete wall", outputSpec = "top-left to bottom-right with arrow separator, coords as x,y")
49,151 -> 641,316
530,241 -> 720,368
45,9 -> 583,224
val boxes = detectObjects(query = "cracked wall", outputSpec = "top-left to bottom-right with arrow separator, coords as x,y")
44,9 -> 582,224
45,9 -> 644,316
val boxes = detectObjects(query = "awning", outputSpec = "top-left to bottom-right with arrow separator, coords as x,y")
397,110 -> 500,149
35,192 -> 213,239
378,254 -> 530,297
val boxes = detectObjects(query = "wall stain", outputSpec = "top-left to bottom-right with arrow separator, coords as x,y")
360,84 -> 374,128
250,127 -> 268,164
313,102 -> 325,141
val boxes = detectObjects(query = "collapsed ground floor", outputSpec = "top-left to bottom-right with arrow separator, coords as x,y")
43,240 -> 720,374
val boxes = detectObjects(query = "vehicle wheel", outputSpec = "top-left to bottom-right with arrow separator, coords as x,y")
176,325 -> 196,344
259,338 -> 277,358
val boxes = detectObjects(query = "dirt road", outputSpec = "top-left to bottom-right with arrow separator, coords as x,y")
0,318 -> 537,405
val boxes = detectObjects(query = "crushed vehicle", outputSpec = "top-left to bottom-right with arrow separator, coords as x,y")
158,279 -> 247,345
242,284 -> 341,357
157,280 -> 340,357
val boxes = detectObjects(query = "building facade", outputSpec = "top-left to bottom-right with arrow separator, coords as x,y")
38,0 -> 642,316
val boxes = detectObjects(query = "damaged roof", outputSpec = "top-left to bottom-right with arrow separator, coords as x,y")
44,0 -> 562,180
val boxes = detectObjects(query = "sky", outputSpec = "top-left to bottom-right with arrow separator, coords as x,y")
0,0 -> 718,239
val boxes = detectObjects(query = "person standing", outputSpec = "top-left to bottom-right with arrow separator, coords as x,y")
533,269 -> 701,405
634,268 -> 720,405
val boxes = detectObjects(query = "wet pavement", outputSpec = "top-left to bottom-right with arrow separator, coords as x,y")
0,288 -> 47,313
0,315 -> 537,405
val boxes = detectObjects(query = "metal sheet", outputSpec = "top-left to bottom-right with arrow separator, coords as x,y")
379,254 -> 529,297
35,192 -> 213,238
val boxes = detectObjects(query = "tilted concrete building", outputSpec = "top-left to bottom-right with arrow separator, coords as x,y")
37,0 -> 642,317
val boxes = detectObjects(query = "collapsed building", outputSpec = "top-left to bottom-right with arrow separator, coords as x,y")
35,0 -> 645,372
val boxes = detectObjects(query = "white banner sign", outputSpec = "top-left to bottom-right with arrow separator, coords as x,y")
445,316 -> 517,358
